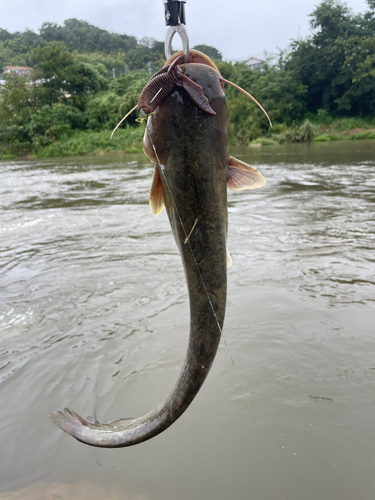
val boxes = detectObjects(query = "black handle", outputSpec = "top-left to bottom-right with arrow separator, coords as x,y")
164,0 -> 186,26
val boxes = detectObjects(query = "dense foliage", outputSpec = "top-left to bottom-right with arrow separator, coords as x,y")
0,20 -> 166,74
1,0 -> 375,157
287,0 -> 375,116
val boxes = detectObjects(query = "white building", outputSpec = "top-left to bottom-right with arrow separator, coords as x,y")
2,66 -> 33,77
243,57 -> 264,71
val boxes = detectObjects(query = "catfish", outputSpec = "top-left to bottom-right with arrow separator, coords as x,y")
51,50 -> 266,447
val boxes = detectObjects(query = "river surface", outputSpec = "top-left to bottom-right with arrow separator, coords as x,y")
0,141 -> 374,500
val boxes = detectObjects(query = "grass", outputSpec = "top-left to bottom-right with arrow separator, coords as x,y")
252,116 -> 375,146
0,126 -> 145,160
313,134 -> 332,142
249,138 -> 278,146
32,126 -> 145,158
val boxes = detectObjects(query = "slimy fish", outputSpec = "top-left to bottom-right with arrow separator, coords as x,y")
51,50 -> 267,447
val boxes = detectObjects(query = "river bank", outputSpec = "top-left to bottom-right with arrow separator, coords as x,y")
250,116 -> 375,146
0,126 -> 145,160
1,117 -> 374,160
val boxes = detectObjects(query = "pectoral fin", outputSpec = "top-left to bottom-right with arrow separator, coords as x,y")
150,166 -> 165,216
227,156 -> 266,191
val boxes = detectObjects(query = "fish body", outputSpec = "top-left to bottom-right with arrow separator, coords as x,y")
146,61 -> 229,422
51,51 -> 265,447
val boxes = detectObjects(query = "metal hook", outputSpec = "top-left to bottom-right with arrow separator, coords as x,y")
165,24 -> 190,62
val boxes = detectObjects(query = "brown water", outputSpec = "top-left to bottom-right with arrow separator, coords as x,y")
0,141 -> 374,500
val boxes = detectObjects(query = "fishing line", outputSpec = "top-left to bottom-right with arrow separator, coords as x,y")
144,118 -> 286,500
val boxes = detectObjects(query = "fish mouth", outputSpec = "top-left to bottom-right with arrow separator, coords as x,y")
164,49 -> 221,74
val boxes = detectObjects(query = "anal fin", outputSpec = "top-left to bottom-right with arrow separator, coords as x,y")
227,156 -> 266,191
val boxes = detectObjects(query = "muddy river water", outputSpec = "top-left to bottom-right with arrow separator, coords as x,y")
0,141 -> 374,500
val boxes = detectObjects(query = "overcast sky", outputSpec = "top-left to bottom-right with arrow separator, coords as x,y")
0,0 -> 369,60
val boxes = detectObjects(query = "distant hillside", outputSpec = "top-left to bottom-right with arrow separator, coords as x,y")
0,20 -> 221,74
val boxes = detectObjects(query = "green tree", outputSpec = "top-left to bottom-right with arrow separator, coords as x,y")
0,28 -> 13,42
0,74 -> 36,120
0,75 -> 37,150
26,103 -> 84,147
32,42 -> 106,107
85,72 -> 149,129
193,44 -> 223,61
0,41 -> 28,67
224,58 -> 306,142
32,42 -> 78,104
124,38 -> 165,72
287,0 -> 358,112
39,19 -> 137,53
336,34 -> 375,114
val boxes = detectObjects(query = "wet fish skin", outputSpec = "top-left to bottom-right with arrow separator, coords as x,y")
51,53 -> 264,447
148,61 -> 229,422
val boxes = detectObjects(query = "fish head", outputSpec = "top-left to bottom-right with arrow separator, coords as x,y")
165,49 -> 224,92
143,60 -> 227,166
164,49 -> 221,74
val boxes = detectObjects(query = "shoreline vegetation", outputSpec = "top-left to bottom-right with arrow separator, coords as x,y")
1,117 -> 375,160
249,117 -> 375,146
1,0 -> 375,160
